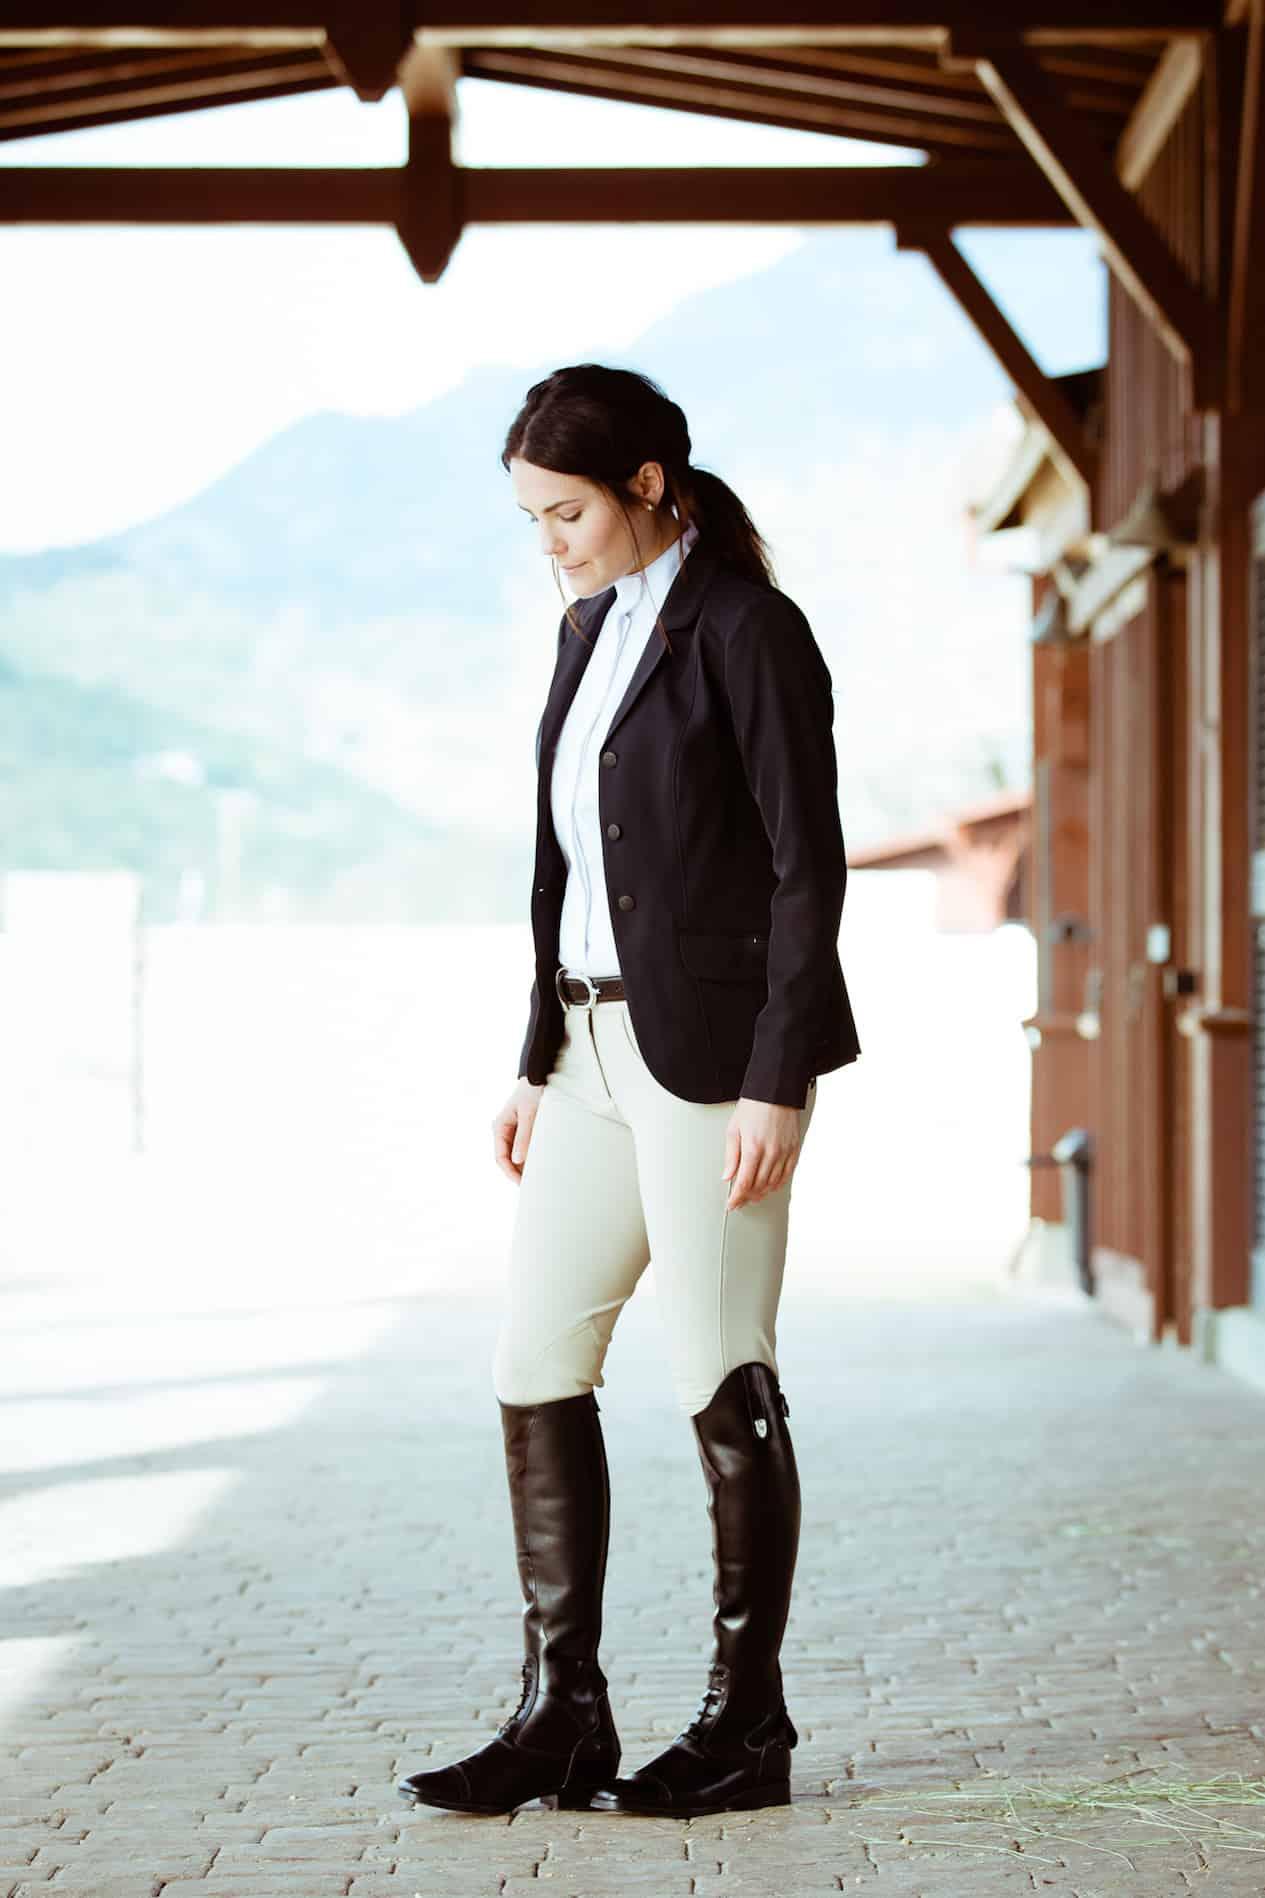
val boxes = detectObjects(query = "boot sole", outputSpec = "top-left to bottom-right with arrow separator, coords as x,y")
588,1778 -> 790,1817
398,1767 -> 616,1818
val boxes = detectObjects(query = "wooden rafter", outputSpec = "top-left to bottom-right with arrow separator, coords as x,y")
1227,0 -> 1265,412
460,43 -> 1150,160
321,16 -> 414,101
1115,32 -> 1203,185
944,32 -> 1215,398
894,225 -> 1098,494
0,3 -> 1220,53
0,157 -> 1075,229
0,45 -> 333,137
0,30 -> 1166,161
461,47 -> 1012,158
397,41 -> 461,282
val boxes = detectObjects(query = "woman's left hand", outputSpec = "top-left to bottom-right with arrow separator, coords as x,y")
721,1098 -> 805,1210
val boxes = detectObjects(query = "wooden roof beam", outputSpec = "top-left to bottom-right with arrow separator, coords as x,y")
1227,0 -> 1265,413
0,4 -> 1220,53
0,50 -> 330,134
1114,32 -> 1203,184
943,30 -> 1217,402
894,223 -> 1098,497
396,41 -> 462,281
464,50 -> 1016,156
0,158 -> 1075,233
321,11 -> 413,100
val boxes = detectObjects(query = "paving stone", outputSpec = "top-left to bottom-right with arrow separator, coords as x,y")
4,1252 -> 1265,1898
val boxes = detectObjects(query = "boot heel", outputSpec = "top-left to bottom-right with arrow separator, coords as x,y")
541,1760 -> 619,1810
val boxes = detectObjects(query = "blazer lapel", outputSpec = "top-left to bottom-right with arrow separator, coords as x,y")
536,538 -> 724,767
596,542 -> 702,747
600,540 -> 723,748
535,586 -> 614,767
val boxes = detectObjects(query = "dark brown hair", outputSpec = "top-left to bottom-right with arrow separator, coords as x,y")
501,363 -> 776,650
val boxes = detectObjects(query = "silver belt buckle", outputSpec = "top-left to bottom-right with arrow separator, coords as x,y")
556,966 -> 599,1011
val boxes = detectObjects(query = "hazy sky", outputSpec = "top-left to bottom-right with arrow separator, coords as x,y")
1,78 -> 1103,553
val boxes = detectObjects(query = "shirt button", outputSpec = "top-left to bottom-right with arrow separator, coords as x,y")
600,749 -> 617,768
617,893 -> 635,911
606,823 -> 621,840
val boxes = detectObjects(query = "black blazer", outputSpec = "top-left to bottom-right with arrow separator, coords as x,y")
517,535 -> 861,1108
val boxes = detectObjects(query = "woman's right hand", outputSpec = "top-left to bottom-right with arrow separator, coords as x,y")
493,1076 -> 546,1183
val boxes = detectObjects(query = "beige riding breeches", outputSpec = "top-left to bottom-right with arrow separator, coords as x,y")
493,985 -> 818,1417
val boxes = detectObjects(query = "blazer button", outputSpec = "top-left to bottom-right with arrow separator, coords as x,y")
600,749 -> 617,767
606,822 -> 621,840
617,893 -> 635,911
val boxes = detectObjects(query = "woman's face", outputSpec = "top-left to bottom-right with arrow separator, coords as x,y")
509,456 -> 660,597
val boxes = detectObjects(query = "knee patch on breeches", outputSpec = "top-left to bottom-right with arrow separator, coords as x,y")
492,1316 -> 608,1408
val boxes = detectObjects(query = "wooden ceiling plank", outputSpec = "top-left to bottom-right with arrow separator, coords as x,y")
0,46 -> 325,104
746,45 -> 994,97
0,57 -> 330,130
461,58 -> 1011,153
462,50 -> 1011,149
500,42 -> 1008,127
1035,44 -> 1168,86
895,223 -> 1098,491
0,76 -> 334,141
948,32 -> 1213,382
0,158 -> 1074,227
1115,33 -> 1203,184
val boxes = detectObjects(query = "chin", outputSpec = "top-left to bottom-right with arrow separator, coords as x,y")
568,570 -> 606,598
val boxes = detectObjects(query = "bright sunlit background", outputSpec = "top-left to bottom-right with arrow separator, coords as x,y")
1,77 -> 1095,1713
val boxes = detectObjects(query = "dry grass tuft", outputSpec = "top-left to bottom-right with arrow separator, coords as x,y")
847,1767 -> 1265,1870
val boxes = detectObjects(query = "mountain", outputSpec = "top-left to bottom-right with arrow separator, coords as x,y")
0,226 -> 1085,922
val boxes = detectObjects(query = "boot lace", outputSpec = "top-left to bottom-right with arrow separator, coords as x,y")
680,1663 -> 727,1744
498,1659 -> 535,1737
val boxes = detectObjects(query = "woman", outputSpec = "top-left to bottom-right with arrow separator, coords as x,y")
398,364 -> 861,1821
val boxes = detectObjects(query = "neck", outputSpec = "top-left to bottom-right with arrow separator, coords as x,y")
629,517 -> 685,575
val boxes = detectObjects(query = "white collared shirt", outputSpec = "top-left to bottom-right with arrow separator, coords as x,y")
552,516 -> 700,976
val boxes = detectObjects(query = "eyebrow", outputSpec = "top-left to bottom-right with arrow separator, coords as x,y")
517,499 -> 582,516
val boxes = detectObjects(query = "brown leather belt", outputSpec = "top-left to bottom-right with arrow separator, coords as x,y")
555,967 -> 627,1008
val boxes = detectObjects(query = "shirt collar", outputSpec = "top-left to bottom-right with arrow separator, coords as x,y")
611,516 -> 700,613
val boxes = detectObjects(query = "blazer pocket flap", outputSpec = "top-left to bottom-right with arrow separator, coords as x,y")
678,929 -> 768,982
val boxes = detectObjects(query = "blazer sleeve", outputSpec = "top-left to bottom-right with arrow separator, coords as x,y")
518,608 -> 572,1082
721,589 -> 846,1108
517,973 -> 540,1081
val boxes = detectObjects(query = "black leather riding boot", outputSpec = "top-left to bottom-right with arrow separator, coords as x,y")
397,1388 -> 620,1816
589,1361 -> 800,1817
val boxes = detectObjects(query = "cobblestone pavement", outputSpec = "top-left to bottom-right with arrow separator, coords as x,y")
4,1238 -> 1264,1898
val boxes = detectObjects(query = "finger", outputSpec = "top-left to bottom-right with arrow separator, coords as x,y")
742,1144 -> 781,1199
765,1151 -> 794,1195
493,1138 -> 519,1182
726,1152 -> 761,1210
